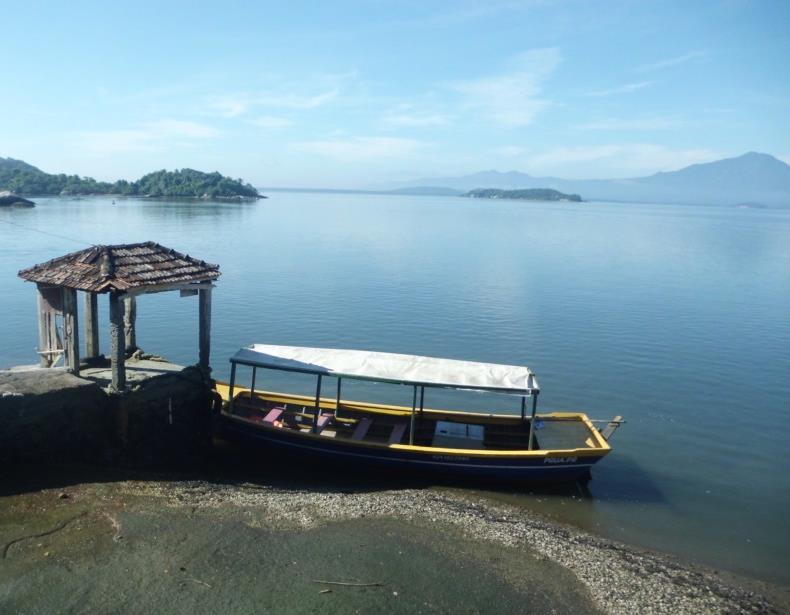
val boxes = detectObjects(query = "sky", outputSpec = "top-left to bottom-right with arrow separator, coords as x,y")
2,0 -> 789,188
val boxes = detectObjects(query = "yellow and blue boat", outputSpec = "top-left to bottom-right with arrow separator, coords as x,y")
215,344 -> 622,482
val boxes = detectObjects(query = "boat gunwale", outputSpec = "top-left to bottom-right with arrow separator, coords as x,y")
215,382 -> 611,457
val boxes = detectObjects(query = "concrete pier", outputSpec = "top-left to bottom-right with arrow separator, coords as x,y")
0,359 -> 214,468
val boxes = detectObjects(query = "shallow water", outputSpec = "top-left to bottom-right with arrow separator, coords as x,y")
1,193 -> 789,584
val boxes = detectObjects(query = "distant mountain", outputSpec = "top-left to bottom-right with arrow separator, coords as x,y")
387,186 -> 463,196
393,152 -> 790,207
0,157 -> 262,199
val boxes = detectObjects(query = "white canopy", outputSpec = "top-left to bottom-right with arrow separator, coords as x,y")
231,344 -> 539,394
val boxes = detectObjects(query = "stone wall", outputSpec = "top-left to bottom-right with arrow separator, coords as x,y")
0,366 -> 214,468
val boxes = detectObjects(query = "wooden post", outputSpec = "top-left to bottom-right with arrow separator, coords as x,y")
37,288 -> 50,367
109,292 -> 126,391
62,288 -> 80,375
198,286 -> 212,371
123,295 -> 137,352
85,292 -> 99,358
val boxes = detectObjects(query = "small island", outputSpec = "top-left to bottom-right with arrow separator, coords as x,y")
0,157 -> 263,199
466,188 -> 582,202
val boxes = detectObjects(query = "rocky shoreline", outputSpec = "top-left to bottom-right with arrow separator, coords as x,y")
137,480 -> 783,614
0,191 -> 35,207
1,468 -> 784,614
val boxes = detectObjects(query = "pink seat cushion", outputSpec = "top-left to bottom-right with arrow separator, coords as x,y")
263,408 -> 284,424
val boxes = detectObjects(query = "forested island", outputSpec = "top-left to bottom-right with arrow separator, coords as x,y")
466,188 -> 582,202
0,157 -> 262,199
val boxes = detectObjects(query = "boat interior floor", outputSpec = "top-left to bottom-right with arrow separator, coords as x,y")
228,395 -> 603,451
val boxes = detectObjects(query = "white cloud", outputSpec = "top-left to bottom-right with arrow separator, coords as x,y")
495,145 -> 529,157
292,137 -> 428,162
452,48 -> 561,127
256,89 -> 339,110
249,115 -> 293,129
523,144 -> 719,176
77,119 -> 220,154
395,1 -> 538,27
212,96 -> 250,118
587,81 -> 654,97
635,51 -> 707,73
209,88 -> 339,118
383,113 -> 450,127
576,117 -> 684,130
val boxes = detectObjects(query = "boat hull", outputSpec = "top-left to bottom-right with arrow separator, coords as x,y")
218,414 -> 605,483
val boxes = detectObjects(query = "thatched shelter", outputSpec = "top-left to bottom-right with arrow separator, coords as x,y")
18,242 -> 220,390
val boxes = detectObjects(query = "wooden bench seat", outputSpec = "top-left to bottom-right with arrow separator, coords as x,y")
388,423 -> 407,444
352,417 -> 373,440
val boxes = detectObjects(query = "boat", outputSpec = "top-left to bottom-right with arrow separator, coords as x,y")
214,344 -> 623,483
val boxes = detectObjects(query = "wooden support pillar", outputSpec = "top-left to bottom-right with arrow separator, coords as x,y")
36,284 -> 63,368
123,295 -> 137,352
37,289 -> 51,367
198,287 -> 212,371
62,288 -> 80,375
109,292 -> 126,391
85,292 -> 100,358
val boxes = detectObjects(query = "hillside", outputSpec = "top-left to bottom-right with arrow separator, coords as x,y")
393,152 -> 790,207
0,158 -> 262,199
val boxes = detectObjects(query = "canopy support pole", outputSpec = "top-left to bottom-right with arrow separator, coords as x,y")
520,396 -> 526,421
527,392 -> 539,450
409,385 -> 417,445
249,366 -> 257,400
228,362 -> 237,414
419,386 -> 425,416
312,374 -> 323,433
335,378 -> 342,418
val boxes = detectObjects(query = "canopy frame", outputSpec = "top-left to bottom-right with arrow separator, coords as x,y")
227,345 -> 542,441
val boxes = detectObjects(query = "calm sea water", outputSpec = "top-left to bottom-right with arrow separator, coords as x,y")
1,193 -> 789,585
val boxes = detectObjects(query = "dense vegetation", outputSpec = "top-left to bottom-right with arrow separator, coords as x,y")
0,158 -> 262,199
466,188 -> 582,202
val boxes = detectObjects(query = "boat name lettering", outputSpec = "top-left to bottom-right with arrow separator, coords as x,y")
544,456 -> 578,464
432,455 -> 470,462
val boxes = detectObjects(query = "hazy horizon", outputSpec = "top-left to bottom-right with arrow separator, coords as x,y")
2,1 -> 789,188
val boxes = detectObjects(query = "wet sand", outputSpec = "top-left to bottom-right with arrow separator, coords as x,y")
0,462 -> 786,614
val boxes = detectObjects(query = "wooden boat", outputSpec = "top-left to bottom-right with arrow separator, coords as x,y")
214,344 -> 623,483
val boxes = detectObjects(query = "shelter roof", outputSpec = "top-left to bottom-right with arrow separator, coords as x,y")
18,241 -> 219,293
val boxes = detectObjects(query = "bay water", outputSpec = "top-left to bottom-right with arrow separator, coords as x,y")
1,192 -> 788,584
